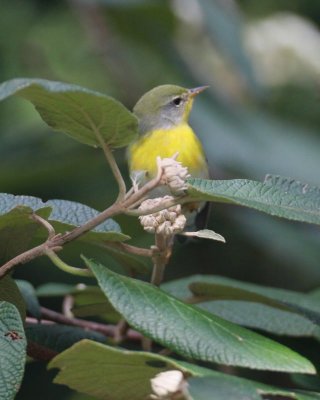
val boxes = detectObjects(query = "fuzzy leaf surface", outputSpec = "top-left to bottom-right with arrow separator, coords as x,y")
0,193 -> 128,244
86,258 -> 315,373
187,176 -> 320,225
0,302 -> 26,400
0,78 -> 138,148
187,275 -> 320,328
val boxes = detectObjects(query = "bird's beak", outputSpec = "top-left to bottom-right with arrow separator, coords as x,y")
188,85 -> 210,98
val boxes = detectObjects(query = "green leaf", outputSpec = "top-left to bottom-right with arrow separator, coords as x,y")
85,258 -> 315,373
0,203 -> 50,261
71,285 -> 120,322
36,283 -> 76,297
0,302 -> 26,400
72,302 -> 120,322
187,375 -> 319,400
26,324 -> 106,354
0,193 -> 129,245
48,340 -> 319,400
187,175 -> 320,225
98,243 -> 151,274
15,279 -> 41,319
48,340 -> 188,400
187,275 -> 320,329
36,283 -> 121,322
0,276 -> 26,319
182,229 -> 226,242
0,78 -> 138,148
291,373 -> 320,393
199,300 -> 319,338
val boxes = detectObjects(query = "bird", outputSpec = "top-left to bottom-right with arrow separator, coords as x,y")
128,84 -> 210,231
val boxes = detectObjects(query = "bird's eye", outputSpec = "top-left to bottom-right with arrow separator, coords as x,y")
172,97 -> 182,107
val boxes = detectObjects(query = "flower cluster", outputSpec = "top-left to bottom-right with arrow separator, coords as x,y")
159,155 -> 190,196
139,196 -> 186,236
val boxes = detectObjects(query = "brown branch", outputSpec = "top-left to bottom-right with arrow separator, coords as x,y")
39,307 -> 142,341
0,157 -> 165,279
0,243 -> 52,278
150,234 -> 173,287
54,202 -> 123,245
0,202 -> 122,279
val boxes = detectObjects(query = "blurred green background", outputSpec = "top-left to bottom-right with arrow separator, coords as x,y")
1,0 -> 320,398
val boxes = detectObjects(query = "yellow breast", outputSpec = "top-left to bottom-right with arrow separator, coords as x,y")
128,123 -> 208,179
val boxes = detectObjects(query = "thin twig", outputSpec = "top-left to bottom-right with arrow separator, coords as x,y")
39,307 -> 142,341
0,154 -> 165,278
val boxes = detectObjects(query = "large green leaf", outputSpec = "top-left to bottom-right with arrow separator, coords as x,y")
187,375 -> 320,400
48,340 -> 188,400
48,340 -> 320,400
85,258 -> 315,373
171,275 -> 320,332
187,175 -> 320,225
199,300 -> 319,339
0,193 -> 128,245
0,302 -> 26,400
0,78 -> 138,148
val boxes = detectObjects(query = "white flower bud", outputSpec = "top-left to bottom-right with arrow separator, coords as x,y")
150,370 -> 187,399
159,155 -> 191,195
139,196 -> 186,236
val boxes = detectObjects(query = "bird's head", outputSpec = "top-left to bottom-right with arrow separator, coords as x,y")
133,84 -> 208,134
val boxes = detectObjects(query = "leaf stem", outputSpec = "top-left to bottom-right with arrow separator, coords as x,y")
100,141 -> 127,202
31,213 -> 56,239
46,249 -> 93,277
89,119 -> 126,202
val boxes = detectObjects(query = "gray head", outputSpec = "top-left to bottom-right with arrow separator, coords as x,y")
133,84 -> 208,134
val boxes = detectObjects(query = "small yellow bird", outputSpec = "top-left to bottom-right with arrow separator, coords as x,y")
128,84 -> 210,229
